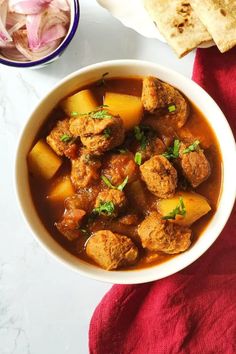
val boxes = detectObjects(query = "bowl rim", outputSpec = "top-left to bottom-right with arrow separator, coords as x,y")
0,0 -> 80,68
15,59 -> 236,284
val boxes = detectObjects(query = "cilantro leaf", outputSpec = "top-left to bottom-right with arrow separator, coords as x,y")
101,175 -> 128,191
116,148 -> 129,154
162,139 -> 180,160
97,72 -> 109,87
92,201 -> 115,216
168,105 -> 176,113
75,107 -> 113,119
98,104 -> 109,108
101,175 -> 115,189
117,176 -> 129,191
103,128 -> 111,138
162,197 -> 186,220
60,134 -> 73,142
183,140 -> 200,154
90,110 -> 113,119
134,126 -> 148,150
134,126 -> 143,141
134,152 -> 142,165
71,111 -> 78,116
79,227 -> 90,236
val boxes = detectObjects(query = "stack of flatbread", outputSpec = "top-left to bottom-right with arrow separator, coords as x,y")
144,0 -> 236,57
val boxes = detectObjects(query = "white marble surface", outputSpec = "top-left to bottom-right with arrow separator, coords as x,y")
0,1 -> 195,353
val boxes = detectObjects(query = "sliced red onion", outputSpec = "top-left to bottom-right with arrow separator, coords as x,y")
8,15 -> 26,35
1,46 -> 26,60
6,12 -> 26,28
0,17 -> 12,42
26,7 -> 69,49
25,12 -> 41,49
0,0 -> 8,25
41,23 -> 67,45
0,39 -> 14,47
0,0 -> 70,62
9,0 -> 52,15
0,0 -> 12,43
13,29 -> 61,60
50,0 -> 69,12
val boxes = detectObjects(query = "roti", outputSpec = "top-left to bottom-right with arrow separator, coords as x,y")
190,0 -> 236,53
144,0 -> 212,58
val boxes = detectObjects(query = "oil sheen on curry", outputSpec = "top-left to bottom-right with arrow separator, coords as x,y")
28,75 -> 222,271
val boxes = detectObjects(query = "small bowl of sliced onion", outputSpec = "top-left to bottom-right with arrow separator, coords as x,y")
0,0 -> 79,68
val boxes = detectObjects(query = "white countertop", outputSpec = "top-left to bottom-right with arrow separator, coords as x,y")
0,1 -> 195,353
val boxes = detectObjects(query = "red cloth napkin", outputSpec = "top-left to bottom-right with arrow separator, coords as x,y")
89,47 -> 236,354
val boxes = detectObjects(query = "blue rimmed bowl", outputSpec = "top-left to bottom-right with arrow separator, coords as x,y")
0,0 -> 80,69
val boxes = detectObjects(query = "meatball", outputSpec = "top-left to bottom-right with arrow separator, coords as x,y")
65,191 -> 96,214
94,189 -> 126,217
138,137 -> 166,162
141,76 -> 189,128
69,109 -> 125,154
140,155 -> 177,198
142,76 -> 166,112
138,212 -> 191,254
179,143 -> 211,188
56,208 -> 86,241
86,230 -> 138,270
71,153 -> 101,190
46,118 -> 79,158
102,152 -> 139,186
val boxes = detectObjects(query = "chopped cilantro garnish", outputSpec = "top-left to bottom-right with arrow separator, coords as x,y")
183,140 -> 200,154
60,134 -> 72,142
162,197 -> 186,220
101,175 -> 115,189
168,105 -> 176,113
75,107 -> 113,119
134,152 -> 142,165
134,126 -> 143,141
90,109 -> 113,119
117,176 -> 129,191
97,72 -> 109,87
101,175 -> 128,191
98,104 -> 109,108
134,126 -> 148,150
116,148 -> 128,154
103,128 -> 111,138
79,228 -> 90,236
134,125 -> 155,150
162,139 -> 180,160
71,111 -> 78,116
92,200 -> 115,216
83,154 -> 91,163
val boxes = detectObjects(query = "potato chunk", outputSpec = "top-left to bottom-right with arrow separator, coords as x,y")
157,191 -> 211,226
104,92 -> 143,130
47,176 -> 74,202
28,139 -> 62,179
60,89 -> 98,115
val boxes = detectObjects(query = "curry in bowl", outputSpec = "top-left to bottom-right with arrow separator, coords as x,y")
27,75 -> 222,271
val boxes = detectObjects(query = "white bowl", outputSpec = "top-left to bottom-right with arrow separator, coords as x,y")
15,60 -> 236,284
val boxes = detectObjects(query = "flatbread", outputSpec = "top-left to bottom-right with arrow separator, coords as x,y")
144,0 -> 212,58
190,0 -> 236,53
